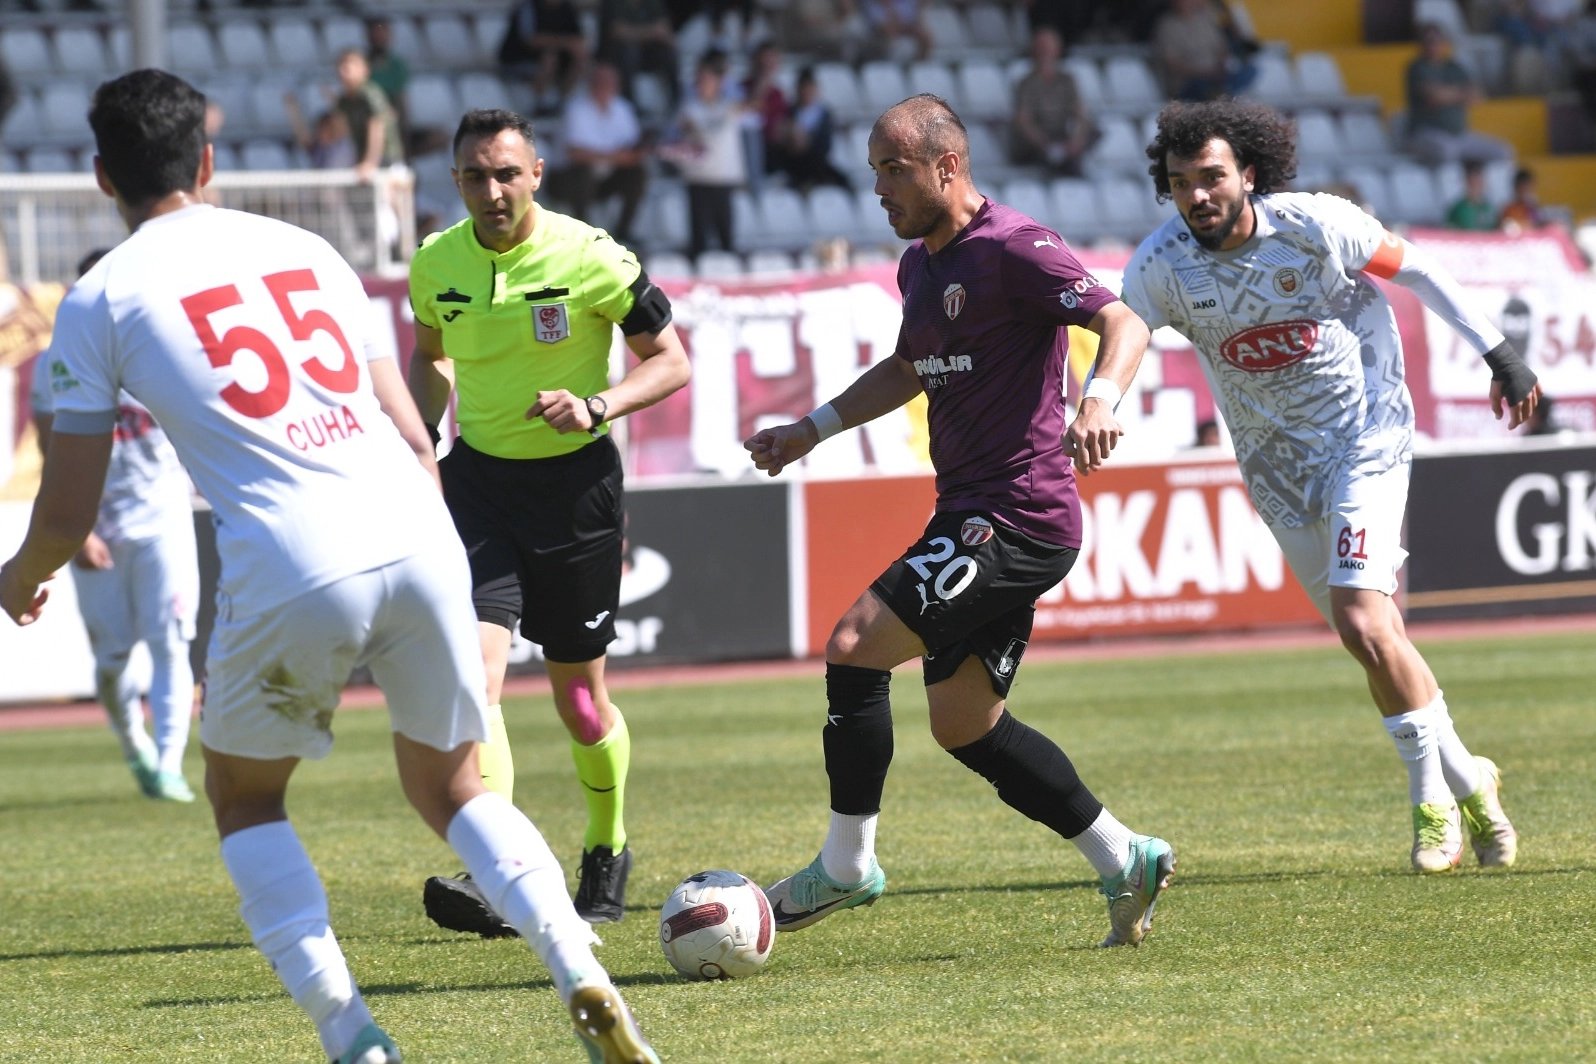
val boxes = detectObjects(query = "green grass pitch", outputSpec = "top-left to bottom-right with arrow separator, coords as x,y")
2,632 -> 1594,1062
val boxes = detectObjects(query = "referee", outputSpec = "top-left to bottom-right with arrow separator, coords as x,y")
409,109 -> 689,931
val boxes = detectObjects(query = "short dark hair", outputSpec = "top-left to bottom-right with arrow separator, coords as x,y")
88,70 -> 208,208
452,108 -> 537,157
1146,100 -> 1297,202
1513,167 -> 1534,186
76,248 -> 112,276
880,93 -> 969,164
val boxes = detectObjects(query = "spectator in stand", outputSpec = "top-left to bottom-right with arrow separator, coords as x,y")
332,49 -> 403,181
1567,0 -> 1596,126
366,18 -> 410,136
1194,420 -> 1221,447
1446,160 -> 1497,229
1522,393 -> 1558,434
745,41 -> 791,178
548,63 -> 647,244
776,66 -> 851,191
1010,26 -> 1095,176
860,0 -> 932,60
1405,23 -> 1515,165
1499,167 -> 1552,230
1153,0 -> 1258,102
782,0 -> 868,63
0,56 -> 15,129
599,0 -> 679,111
499,0 -> 590,113
286,101 -> 358,170
668,51 -> 746,257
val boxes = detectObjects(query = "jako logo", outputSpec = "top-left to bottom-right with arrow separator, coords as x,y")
1190,298 -> 1217,310
914,355 -> 973,375
1219,320 -> 1318,372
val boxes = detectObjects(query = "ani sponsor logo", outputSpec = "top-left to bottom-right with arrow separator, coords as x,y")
943,283 -> 966,320
1219,319 -> 1318,373
532,302 -> 570,343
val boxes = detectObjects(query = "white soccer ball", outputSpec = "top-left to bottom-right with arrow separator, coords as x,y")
658,869 -> 774,980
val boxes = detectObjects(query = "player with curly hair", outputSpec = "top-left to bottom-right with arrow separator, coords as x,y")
1122,99 -> 1536,874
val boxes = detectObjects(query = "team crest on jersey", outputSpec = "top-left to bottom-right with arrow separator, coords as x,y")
960,516 -> 994,546
1272,267 -> 1303,297
532,302 -> 569,343
943,283 -> 966,320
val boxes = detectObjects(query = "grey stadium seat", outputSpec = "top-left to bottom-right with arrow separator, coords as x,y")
0,29 -> 52,79
1248,52 -> 1297,105
1000,178 -> 1053,228
407,75 -> 461,130
38,82 -> 90,142
269,19 -> 324,70
1062,58 -> 1104,109
1049,178 -> 1104,242
167,24 -> 220,75
957,60 -> 1010,121
814,63 -> 865,122
860,61 -> 909,115
747,250 -> 797,276
25,147 -> 76,174
924,6 -> 968,60
1294,52 -> 1346,100
457,73 -> 515,112
1340,167 -> 1394,219
52,27 -> 110,78
217,23 -> 272,71
644,252 -> 694,279
1085,116 -> 1146,174
696,250 -> 745,280
1339,112 -> 1391,157
907,61 -> 959,106
386,18 -> 427,70
828,124 -> 872,185
854,187 -> 895,240
807,185 -> 860,239
2,91 -> 41,143
1389,163 -> 1442,225
241,139 -> 294,171
210,142 -> 241,171
474,13 -> 508,62
320,17 -> 366,58
1102,56 -> 1161,111
759,187 -> 812,248
1294,111 -> 1343,161
965,4 -> 1015,50
423,15 -> 483,68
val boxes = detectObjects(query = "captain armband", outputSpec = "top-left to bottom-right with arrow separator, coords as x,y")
619,270 -> 674,336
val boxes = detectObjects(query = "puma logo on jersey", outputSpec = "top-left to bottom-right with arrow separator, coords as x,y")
442,310 -> 464,322
913,355 -> 973,376
1033,237 -> 1058,249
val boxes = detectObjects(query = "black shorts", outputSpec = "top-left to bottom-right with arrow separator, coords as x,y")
870,511 -> 1078,697
439,435 -> 623,663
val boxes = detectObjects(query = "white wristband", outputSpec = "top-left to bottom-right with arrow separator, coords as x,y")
805,403 -> 844,441
1083,376 -> 1123,411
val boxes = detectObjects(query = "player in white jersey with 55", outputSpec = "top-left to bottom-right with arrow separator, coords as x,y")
31,248 -> 201,803
0,71 -> 657,1064
1120,101 -> 1537,875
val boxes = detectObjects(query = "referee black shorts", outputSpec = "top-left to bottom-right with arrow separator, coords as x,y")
870,510 -> 1078,697
439,435 -> 623,663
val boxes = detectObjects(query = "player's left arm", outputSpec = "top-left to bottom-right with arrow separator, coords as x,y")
1359,224 -> 1541,428
1067,301 -> 1152,476
1,428 -> 112,625
369,356 -> 443,491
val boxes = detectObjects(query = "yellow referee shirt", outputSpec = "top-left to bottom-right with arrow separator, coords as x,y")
409,205 -> 641,460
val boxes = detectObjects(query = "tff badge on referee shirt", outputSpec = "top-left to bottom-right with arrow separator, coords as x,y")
532,303 -> 570,343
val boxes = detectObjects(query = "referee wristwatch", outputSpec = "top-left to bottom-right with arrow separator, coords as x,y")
585,395 -> 608,437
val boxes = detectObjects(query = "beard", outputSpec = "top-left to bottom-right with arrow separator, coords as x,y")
891,202 -> 946,241
1185,197 -> 1246,251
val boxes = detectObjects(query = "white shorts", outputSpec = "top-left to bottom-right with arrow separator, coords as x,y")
71,520 -> 200,664
1271,461 -> 1411,626
199,540 -> 490,761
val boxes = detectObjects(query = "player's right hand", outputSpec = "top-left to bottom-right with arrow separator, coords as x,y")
72,533 -> 113,571
0,561 -> 50,626
744,420 -> 819,477
1066,399 -> 1125,476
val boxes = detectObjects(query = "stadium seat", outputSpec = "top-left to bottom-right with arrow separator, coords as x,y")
963,122 -> 1007,179
473,12 -> 508,62
1,91 -> 41,144
1049,177 -> 1103,242
1062,58 -> 1105,109
1085,116 -> 1145,174
1292,162 -> 1335,192
646,251 -> 694,278
241,139 -> 294,170
1433,160 -> 1465,206
269,19 -> 324,69
52,28 -> 110,78
1139,112 -> 1160,148
1389,163 -> 1443,225
814,63 -> 865,122
1483,159 -> 1516,206
167,24 -> 220,75
423,15 -> 482,68
1339,112 -> 1391,158
748,250 -> 797,276
25,147 -> 76,174
38,83 -> 90,142
924,6 -> 968,60
407,75 -> 461,130
1102,56 -> 1162,111
108,25 -> 130,70
386,18 -> 427,70
1294,111 -> 1343,161
457,73 -> 515,112
217,23 -> 272,71
632,72 -> 671,118
759,187 -> 811,248
829,124 -> 872,184
1248,52 -> 1297,105
1000,178 -> 1052,228
200,78 -> 256,136
1414,0 -> 1469,42
732,190 -> 766,247
966,4 -> 1015,50
807,185 -> 859,239
320,16 -> 366,58
907,60 -> 960,106
1341,166 -> 1394,219
854,187 -> 893,239
696,250 -> 745,279
248,81 -> 299,136
860,62 -> 910,115
211,142 -> 241,171
1294,52 -> 1346,100
0,29 -> 52,79
1096,175 -> 1154,237
957,60 -> 1011,121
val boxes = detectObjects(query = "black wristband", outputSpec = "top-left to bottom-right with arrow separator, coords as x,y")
425,423 -> 441,447
1482,340 -> 1538,406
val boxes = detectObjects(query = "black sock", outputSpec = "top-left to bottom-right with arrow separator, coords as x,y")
822,663 -> 894,815
948,710 -> 1103,839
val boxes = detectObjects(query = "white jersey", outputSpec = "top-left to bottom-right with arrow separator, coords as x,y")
29,369 -> 191,545
1121,192 -> 1414,529
45,204 -> 450,618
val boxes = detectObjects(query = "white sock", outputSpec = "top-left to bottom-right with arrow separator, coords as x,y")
1069,807 -> 1135,880
1429,693 -> 1483,798
219,821 -> 373,1060
446,793 -> 603,1005
820,811 -> 878,885
1383,705 -> 1451,805
96,660 -> 153,764
147,632 -> 194,777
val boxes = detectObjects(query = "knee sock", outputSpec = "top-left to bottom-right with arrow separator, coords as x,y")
1383,704 -> 1451,805
948,710 -> 1105,842
822,664 -> 894,816
476,704 -> 515,802
220,821 -> 373,1060
146,631 -> 194,777
1429,693 -> 1484,798
96,655 -> 153,764
570,712 -> 630,852
447,793 -> 604,1006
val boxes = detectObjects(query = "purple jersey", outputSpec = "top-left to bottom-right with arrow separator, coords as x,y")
894,198 -> 1115,547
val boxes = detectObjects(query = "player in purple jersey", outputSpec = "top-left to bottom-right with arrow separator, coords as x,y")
745,95 -> 1175,949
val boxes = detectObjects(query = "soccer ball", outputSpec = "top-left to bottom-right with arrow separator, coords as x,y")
658,870 -> 774,980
